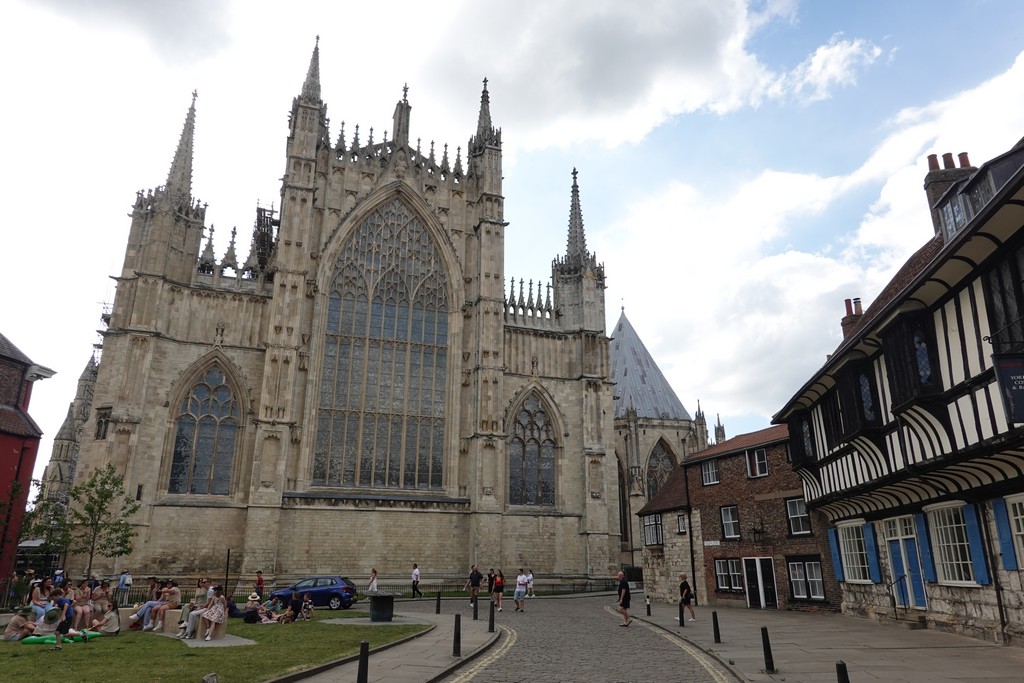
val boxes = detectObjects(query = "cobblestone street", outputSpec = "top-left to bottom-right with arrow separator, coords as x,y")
395,594 -> 736,683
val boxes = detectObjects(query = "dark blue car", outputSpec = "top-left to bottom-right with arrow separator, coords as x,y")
270,576 -> 358,610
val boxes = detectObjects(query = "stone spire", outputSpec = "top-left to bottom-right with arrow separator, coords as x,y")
565,168 -> 588,262
166,90 -> 197,196
301,35 -> 322,103
393,84 -> 411,147
469,78 -> 501,154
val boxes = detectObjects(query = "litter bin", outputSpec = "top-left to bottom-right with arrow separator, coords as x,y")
367,591 -> 394,622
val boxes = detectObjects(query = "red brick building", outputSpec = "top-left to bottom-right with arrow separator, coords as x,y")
0,332 -> 54,581
639,425 -> 840,611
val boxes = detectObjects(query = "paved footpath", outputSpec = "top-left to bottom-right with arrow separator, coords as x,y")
297,593 -> 1024,683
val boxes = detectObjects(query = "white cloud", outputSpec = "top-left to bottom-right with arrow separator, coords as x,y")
774,34 -> 884,104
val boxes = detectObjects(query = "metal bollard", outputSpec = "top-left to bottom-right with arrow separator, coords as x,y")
488,598 -> 495,633
678,601 -> 685,627
712,610 -> 721,644
761,626 -> 775,672
453,613 -> 462,657
645,596 -> 651,616
356,640 -> 369,683
435,590 -> 442,615
835,660 -> 850,683
473,597 -> 479,621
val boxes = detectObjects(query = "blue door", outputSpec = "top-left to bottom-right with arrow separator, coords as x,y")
888,540 -> 910,606
904,538 -> 926,608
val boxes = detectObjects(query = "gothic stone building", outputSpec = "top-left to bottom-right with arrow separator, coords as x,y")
775,140 -> 1024,644
59,41 -> 624,585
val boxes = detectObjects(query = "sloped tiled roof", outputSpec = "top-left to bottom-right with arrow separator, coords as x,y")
686,424 -> 789,463
610,311 -> 690,421
0,404 -> 42,438
637,465 -> 688,515
0,331 -> 33,366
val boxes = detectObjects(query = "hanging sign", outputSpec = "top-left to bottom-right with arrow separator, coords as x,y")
993,354 -> 1024,423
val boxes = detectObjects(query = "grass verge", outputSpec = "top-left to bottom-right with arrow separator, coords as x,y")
0,614 -> 427,683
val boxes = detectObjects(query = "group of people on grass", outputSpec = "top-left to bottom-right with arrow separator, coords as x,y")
4,573 -> 121,649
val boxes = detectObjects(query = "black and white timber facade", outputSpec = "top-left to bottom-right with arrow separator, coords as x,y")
775,139 -> 1024,645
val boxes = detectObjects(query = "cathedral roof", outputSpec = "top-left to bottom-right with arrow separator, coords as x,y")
610,311 -> 691,421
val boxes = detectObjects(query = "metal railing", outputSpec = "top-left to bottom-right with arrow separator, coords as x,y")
886,574 -> 908,620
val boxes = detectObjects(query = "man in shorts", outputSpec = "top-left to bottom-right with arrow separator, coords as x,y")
616,571 -> 631,626
463,565 -> 483,605
514,568 -> 529,612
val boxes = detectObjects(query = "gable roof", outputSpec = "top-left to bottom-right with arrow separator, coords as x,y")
686,424 -> 789,463
609,310 -> 690,421
636,465 -> 688,516
0,331 -> 34,366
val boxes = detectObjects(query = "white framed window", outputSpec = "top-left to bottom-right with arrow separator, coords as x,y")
926,503 -> 974,584
1008,495 -> 1024,567
642,514 -> 663,546
837,523 -> 870,582
786,498 -> 811,535
701,460 -> 719,485
728,558 -> 743,589
788,559 -> 825,600
721,505 -> 740,539
714,559 -> 744,590
746,448 -> 768,478
676,514 -> 688,535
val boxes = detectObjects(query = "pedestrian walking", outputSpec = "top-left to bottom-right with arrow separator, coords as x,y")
514,568 -> 528,612
487,568 -> 496,603
367,568 -> 378,593
526,568 -> 535,597
464,564 -> 483,605
255,570 -> 264,599
493,570 -> 505,611
616,571 -> 631,626
679,572 -> 696,621
411,563 -> 423,598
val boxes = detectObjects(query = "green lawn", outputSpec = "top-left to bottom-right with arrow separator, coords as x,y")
0,613 -> 427,683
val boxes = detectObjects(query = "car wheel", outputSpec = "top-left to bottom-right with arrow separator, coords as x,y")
341,600 -> 352,610
329,595 -> 342,610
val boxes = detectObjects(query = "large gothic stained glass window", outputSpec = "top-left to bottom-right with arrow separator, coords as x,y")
646,441 -> 675,499
315,199 -> 449,489
508,394 -> 556,506
169,366 -> 239,495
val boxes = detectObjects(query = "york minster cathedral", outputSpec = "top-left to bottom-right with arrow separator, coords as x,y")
43,41 -> 710,583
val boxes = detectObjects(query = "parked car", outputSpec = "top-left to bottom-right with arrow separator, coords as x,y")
270,576 -> 358,610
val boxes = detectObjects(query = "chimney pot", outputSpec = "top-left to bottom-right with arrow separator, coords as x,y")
845,298 -> 853,315
853,297 -> 863,315
942,152 -> 955,169
958,152 -> 971,168
927,154 -> 940,171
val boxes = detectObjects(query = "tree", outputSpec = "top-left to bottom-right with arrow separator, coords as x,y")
27,464 -> 140,578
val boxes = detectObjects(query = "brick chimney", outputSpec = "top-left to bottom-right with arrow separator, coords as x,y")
841,297 -> 863,339
923,151 -> 975,234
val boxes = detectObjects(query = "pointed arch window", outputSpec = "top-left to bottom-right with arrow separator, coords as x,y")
169,365 -> 239,495
508,393 -> 556,506
315,199 -> 449,489
646,440 -> 675,499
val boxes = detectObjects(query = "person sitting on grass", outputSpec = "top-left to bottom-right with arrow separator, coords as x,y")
71,579 -> 93,631
242,592 -> 262,623
3,605 -> 37,641
279,591 -> 303,623
90,600 -> 121,636
34,603 -> 65,650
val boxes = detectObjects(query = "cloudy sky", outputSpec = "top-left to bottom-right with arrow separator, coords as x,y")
5,0 -> 1024,483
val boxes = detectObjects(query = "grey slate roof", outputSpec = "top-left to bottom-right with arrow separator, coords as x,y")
0,331 -> 33,366
609,310 -> 690,421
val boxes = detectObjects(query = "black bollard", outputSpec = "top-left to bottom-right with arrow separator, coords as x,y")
453,613 -> 462,657
356,640 -> 369,683
435,590 -> 442,615
712,610 -> 721,644
678,601 -> 685,627
488,598 -> 495,633
646,597 -> 651,617
761,626 -> 775,672
835,660 -> 850,683
473,597 -> 479,621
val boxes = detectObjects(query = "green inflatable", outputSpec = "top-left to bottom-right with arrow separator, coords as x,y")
21,631 -> 101,645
